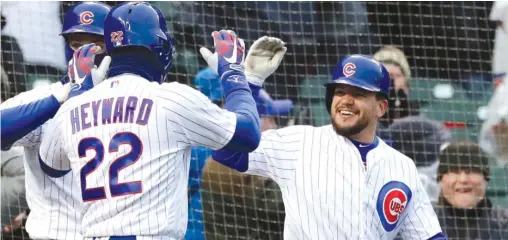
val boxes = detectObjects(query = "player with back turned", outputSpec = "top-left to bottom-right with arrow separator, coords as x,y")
38,2 -> 261,239
212,53 -> 446,239
0,2 -> 111,239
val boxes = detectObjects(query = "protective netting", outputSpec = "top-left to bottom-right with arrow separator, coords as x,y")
1,1 -> 507,240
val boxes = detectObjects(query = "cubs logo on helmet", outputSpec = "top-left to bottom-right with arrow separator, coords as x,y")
80,11 -> 94,25
343,62 -> 356,77
376,181 -> 412,232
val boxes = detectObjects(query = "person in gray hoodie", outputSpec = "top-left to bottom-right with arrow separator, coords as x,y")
1,145 -> 28,238
385,115 -> 453,203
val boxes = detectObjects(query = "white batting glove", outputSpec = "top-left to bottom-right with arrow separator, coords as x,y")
244,36 -> 287,86
53,44 -> 111,103
52,82 -> 72,104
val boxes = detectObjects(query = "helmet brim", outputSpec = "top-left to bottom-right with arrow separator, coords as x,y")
61,25 -> 104,37
324,77 -> 381,93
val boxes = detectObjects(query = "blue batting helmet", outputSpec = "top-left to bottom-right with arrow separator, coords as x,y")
61,2 -> 111,62
324,54 -> 391,114
253,87 -> 293,117
194,68 -> 224,102
104,2 -> 174,83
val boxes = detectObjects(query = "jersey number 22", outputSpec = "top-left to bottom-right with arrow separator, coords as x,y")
78,132 -> 143,202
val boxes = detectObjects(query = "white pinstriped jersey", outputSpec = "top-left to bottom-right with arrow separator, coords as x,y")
0,82 -> 83,240
245,124 -> 442,240
38,73 -> 237,239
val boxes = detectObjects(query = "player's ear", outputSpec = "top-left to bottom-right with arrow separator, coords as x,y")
376,98 -> 388,118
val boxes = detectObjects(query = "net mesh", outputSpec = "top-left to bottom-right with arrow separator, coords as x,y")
1,1 -> 507,239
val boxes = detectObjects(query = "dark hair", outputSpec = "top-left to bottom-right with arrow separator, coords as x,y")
438,141 -> 490,181
376,92 -> 388,101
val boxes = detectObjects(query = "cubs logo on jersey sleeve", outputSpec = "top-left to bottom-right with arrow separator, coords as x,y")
376,181 -> 412,232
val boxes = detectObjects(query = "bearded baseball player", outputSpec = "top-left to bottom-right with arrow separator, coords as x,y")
0,2 -> 111,239
212,52 -> 446,239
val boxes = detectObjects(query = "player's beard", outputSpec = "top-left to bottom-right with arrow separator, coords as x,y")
331,113 -> 370,138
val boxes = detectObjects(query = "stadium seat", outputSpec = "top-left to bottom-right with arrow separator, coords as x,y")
411,78 -> 488,141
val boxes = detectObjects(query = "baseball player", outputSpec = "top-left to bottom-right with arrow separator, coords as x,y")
38,2 -> 261,239
212,54 -> 446,239
0,2 -> 111,239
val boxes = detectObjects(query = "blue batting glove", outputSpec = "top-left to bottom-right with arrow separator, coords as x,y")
67,43 -> 111,98
199,29 -> 246,79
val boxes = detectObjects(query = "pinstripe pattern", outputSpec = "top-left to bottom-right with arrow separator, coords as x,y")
244,124 -> 441,240
1,82 -> 83,240
361,144 -> 442,239
39,73 -> 236,239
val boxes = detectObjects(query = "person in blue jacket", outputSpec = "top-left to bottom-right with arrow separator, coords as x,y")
185,67 -> 223,240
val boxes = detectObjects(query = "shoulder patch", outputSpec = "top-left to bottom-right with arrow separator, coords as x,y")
376,181 -> 412,232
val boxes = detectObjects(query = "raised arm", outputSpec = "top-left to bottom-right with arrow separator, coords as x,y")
204,33 -> 288,172
1,44 -> 110,150
1,79 -> 68,150
199,29 -> 263,152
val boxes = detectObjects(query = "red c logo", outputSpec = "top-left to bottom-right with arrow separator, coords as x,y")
343,63 -> 356,77
80,11 -> 94,25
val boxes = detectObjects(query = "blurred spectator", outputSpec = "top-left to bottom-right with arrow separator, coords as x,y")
436,141 -> 508,239
479,75 -> 508,166
378,79 -> 411,129
385,116 -> 453,203
1,65 -> 29,240
374,46 -> 420,128
198,68 -> 292,240
185,68 -> 225,240
1,1 -> 66,71
489,1 -> 508,84
186,146 -> 211,240
374,46 -> 411,96
377,77 -> 413,130
1,64 -> 9,98
478,4 -> 508,166
1,13 -> 27,99
1,146 -> 28,239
